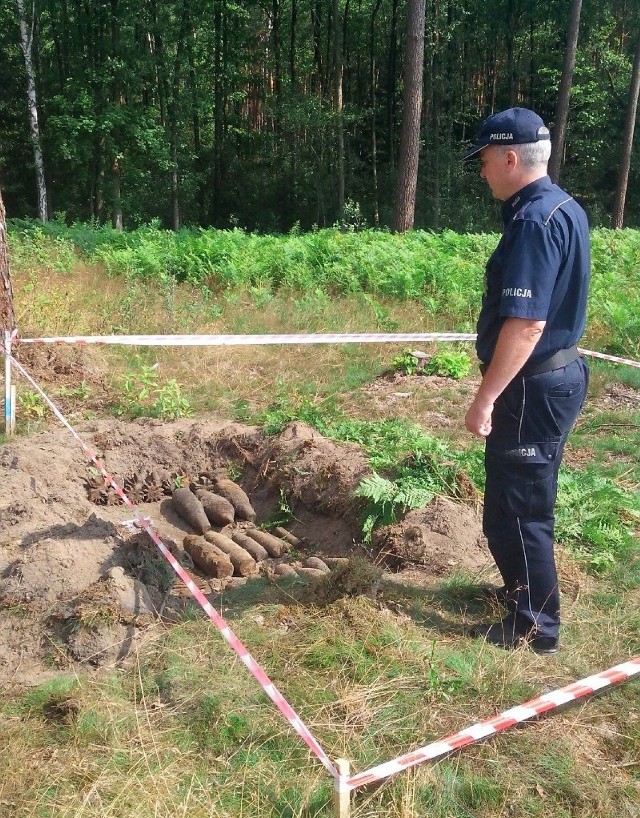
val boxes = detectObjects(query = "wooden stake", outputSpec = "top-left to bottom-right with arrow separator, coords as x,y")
333,758 -> 351,818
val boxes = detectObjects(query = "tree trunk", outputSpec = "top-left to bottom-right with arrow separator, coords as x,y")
429,0 -> 441,230
169,0 -> 190,231
505,0 -> 521,107
188,26 -> 205,224
212,0 -> 224,221
548,0 -> 582,183
0,190 -> 16,333
16,0 -> 48,222
370,0 -> 382,226
110,0 -> 123,230
386,0 -> 399,169
110,158 -> 123,230
611,32 -> 640,229
289,0 -> 297,89
272,0 -> 282,134
392,0 -> 425,232
333,0 -> 344,219
311,0 -> 323,95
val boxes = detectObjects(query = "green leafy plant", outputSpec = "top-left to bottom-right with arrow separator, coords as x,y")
57,381 -> 90,402
18,390 -> 48,420
424,346 -> 471,379
225,462 -> 243,482
115,363 -> 192,420
261,487 -> 297,529
392,348 -> 420,375
153,380 -> 193,420
354,473 -> 437,541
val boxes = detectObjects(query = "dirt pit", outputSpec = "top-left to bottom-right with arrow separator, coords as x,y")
0,417 -> 491,687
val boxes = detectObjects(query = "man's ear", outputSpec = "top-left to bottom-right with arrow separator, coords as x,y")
505,149 -> 518,170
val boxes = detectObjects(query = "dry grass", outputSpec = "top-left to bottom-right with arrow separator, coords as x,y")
1,588 -> 639,817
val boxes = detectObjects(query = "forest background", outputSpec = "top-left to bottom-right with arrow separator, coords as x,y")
2,0 -> 640,235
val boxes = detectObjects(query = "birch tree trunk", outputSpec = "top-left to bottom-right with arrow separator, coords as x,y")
16,0 -> 48,222
110,0 -> 123,230
392,0 -> 425,232
169,0 -> 190,231
611,32 -> 640,229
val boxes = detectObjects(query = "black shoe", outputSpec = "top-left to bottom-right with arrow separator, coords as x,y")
478,584 -> 516,610
470,618 -> 559,655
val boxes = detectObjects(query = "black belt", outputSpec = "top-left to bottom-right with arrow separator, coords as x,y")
480,345 -> 579,377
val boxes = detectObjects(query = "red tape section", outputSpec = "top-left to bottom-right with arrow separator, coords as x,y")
344,658 -> 640,791
7,353 -> 339,782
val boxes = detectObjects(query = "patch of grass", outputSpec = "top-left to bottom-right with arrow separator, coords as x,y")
415,763 -> 505,816
2,588 -> 639,817
18,677 -> 80,716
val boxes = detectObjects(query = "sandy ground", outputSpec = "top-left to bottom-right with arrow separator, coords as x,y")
0,412 -> 491,688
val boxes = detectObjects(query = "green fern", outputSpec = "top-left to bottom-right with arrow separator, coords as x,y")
354,473 -> 436,542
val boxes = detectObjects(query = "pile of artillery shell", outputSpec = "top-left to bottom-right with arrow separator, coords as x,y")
183,535 -> 234,579
204,531 -> 258,576
86,468 -> 174,505
231,532 -> 269,561
172,488 -> 211,535
213,477 -> 257,521
194,489 -> 235,526
243,527 -> 289,557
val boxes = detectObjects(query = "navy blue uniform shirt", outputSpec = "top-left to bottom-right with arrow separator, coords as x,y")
476,175 -> 590,365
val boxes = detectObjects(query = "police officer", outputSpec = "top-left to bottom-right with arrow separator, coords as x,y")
462,107 -> 590,654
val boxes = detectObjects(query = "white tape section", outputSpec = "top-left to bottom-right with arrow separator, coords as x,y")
19,332 -> 477,346
16,332 -> 640,369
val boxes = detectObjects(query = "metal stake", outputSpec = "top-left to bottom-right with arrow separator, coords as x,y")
4,330 -> 13,436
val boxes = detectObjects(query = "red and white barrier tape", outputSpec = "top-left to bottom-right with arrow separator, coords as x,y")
5,341 -> 640,794
19,332 -> 477,346
6,352 -> 339,781
342,656 -> 640,791
16,332 -> 640,369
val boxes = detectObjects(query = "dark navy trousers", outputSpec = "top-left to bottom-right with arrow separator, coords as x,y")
483,357 -> 589,638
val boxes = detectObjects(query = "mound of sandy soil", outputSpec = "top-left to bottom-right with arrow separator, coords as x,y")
0,417 -> 489,686
372,496 -> 486,574
259,421 -> 371,518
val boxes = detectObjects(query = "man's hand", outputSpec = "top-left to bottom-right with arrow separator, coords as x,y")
465,396 -> 494,437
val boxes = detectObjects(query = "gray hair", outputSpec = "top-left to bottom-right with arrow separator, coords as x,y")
500,141 -> 551,168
